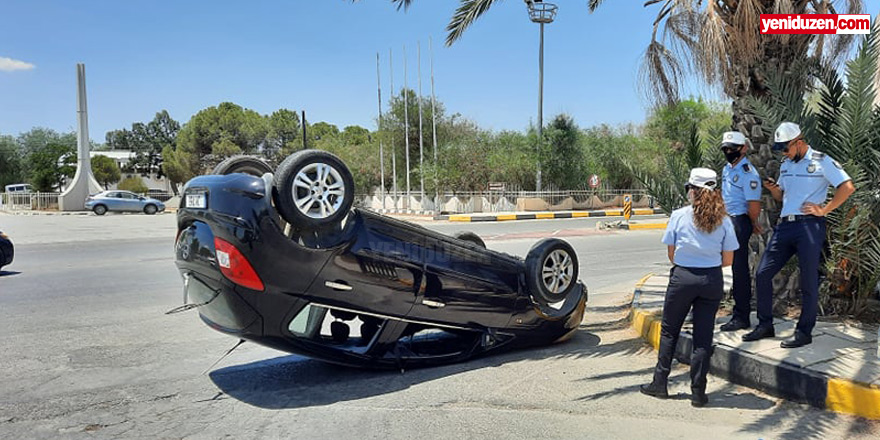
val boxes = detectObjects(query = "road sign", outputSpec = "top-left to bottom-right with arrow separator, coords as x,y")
588,174 -> 600,189
488,182 -> 505,191
623,194 -> 632,221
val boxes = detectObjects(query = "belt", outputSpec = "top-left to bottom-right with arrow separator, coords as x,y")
728,214 -> 748,218
779,214 -> 819,223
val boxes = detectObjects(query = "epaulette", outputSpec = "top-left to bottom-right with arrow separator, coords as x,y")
743,163 -> 751,173
812,151 -> 826,160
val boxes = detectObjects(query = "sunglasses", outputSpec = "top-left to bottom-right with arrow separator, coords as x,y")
782,137 -> 801,153
721,145 -> 743,154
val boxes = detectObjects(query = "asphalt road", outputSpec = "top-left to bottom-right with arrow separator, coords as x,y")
0,212 -> 877,439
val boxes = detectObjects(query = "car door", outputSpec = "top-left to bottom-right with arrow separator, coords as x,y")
409,232 -> 521,328
119,192 -> 142,211
308,211 -> 423,320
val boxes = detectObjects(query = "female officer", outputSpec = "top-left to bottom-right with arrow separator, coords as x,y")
640,168 -> 738,407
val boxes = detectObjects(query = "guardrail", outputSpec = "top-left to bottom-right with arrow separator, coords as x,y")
0,192 -> 62,211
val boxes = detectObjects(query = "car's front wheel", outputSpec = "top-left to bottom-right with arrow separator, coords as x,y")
144,204 -> 158,215
525,238 -> 579,305
273,150 -> 354,229
93,204 -> 108,216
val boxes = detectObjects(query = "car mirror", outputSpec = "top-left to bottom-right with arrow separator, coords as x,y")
139,196 -> 146,200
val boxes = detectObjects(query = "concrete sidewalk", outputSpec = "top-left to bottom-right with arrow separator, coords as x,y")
630,272 -> 880,420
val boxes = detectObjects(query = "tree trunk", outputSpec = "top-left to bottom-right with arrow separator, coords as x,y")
729,41 -> 808,315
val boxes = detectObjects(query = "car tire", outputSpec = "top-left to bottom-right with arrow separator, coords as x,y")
273,150 -> 354,229
453,231 -> 486,248
144,204 -> 158,215
212,155 -> 273,176
93,204 -> 108,216
525,238 -> 579,305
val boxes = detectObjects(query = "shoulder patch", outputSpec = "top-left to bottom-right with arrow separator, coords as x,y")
750,180 -> 758,190
812,151 -> 826,160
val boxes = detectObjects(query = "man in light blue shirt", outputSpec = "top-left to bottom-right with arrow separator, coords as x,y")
718,131 -> 763,332
742,122 -> 855,348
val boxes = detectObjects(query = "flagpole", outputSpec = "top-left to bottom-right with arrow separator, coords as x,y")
429,37 -> 438,203
389,48 -> 397,209
403,44 -> 411,211
418,41 -> 425,200
376,52 -> 385,211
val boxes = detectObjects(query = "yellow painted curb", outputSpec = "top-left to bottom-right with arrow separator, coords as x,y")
826,378 -> 880,420
635,273 -> 654,290
626,222 -> 668,230
535,213 -> 555,219
448,215 -> 471,222
604,209 -> 623,216
572,212 -> 590,218
633,208 -> 654,215
496,214 -> 518,221
631,309 -> 662,349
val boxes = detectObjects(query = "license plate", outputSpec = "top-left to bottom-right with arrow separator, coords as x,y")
186,193 -> 206,209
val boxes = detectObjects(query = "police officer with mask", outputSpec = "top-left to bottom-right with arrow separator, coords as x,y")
641,168 -> 738,407
742,122 -> 855,348
718,132 -> 763,332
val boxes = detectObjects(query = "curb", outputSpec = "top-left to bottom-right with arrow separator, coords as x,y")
435,208 -> 665,222
629,274 -> 880,420
620,222 -> 668,230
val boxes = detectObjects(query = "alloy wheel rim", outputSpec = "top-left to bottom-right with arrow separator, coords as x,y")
291,162 -> 346,219
541,249 -> 573,294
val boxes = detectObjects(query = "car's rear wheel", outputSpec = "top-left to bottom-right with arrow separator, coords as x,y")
93,204 -> 107,216
453,231 -> 486,248
273,150 -> 354,229
144,204 -> 158,215
212,155 -> 273,176
525,238 -> 579,305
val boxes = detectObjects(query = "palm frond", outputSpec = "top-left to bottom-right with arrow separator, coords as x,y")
696,1 -> 729,87
445,0 -> 501,46
639,39 -> 684,106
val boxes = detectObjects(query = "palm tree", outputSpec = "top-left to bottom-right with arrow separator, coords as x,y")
747,24 -> 880,316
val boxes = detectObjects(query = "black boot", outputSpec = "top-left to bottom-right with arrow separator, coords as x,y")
691,386 -> 708,407
640,380 -> 669,399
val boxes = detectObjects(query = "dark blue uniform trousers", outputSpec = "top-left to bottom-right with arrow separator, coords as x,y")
755,217 -> 826,335
730,215 -> 753,323
654,266 -> 723,390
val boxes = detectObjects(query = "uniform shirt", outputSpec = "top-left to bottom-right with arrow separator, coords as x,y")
721,157 -> 762,216
778,147 -> 851,217
662,206 -> 739,268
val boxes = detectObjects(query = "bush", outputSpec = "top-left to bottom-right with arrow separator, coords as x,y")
117,176 -> 148,194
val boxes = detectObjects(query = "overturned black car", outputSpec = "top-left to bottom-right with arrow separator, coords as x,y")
173,150 -> 587,369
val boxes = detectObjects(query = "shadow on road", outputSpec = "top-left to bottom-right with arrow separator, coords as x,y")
209,330 -> 605,410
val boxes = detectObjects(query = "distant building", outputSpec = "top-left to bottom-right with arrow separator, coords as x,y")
87,151 -> 172,192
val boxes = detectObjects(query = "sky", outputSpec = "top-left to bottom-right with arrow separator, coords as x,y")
1,1 -> 878,142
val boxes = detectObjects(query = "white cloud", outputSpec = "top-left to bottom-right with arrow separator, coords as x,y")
0,56 -> 35,72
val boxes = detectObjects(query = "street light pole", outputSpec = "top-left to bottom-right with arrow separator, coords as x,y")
526,0 -> 556,192
537,20 -> 544,192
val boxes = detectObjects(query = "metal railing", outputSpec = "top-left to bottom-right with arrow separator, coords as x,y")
354,189 -> 654,214
0,192 -> 62,211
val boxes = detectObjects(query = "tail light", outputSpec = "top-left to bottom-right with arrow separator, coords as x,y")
213,238 -> 264,291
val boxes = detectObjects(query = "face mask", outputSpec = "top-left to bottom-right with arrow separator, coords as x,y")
724,149 -> 742,164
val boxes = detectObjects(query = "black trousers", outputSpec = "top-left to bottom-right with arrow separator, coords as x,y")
653,265 -> 723,390
729,215 -> 753,323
